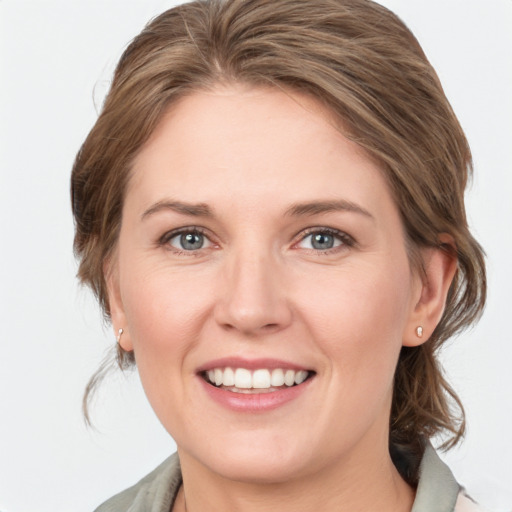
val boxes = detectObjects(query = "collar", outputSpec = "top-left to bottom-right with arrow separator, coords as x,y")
411,441 -> 460,511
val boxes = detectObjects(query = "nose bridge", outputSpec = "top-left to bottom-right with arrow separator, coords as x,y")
215,240 -> 291,335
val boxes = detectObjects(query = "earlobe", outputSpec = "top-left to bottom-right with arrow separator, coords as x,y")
105,259 -> 134,352
403,235 -> 458,347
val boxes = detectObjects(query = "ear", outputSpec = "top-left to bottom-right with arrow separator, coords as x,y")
105,258 -> 134,352
403,234 -> 458,347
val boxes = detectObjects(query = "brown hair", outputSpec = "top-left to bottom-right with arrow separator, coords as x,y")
71,0 -> 486,470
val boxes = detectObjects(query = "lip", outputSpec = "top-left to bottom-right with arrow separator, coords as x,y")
196,357 -> 310,373
196,357 -> 315,413
198,376 -> 313,412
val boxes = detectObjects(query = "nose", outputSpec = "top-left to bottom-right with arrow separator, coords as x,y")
214,247 -> 293,336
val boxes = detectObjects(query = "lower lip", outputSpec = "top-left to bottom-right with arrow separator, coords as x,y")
198,376 -> 313,412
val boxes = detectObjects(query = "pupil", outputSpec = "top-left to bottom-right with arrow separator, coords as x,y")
181,232 -> 203,250
312,233 -> 334,250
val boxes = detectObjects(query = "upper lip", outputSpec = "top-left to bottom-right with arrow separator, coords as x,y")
196,357 -> 312,373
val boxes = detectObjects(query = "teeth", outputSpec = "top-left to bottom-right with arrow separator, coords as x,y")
284,369 -> 295,386
271,368 -> 285,386
204,367 -> 310,389
223,367 -> 235,386
253,369 -> 271,389
294,370 -> 308,385
234,368 -> 252,388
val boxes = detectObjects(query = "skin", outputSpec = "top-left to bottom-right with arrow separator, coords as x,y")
107,85 -> 456,512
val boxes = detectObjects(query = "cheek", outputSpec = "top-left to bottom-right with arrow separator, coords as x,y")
295,258 -> 412,374
121,248 -> 213,331
119,261 -> 215,389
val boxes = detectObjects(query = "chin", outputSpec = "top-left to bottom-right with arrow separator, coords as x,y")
210,454 -> 308,484
180,431 -> 316,484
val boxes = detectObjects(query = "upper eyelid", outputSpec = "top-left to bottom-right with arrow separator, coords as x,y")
294,226 -> 355,244
157,225 -> 355,248
158,227 -> 216,255
159,226 -> 211,242
157,227 -> 211,251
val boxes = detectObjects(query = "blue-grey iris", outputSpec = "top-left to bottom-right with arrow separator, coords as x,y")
181,232 -> 204,250
311,233 -> 334,250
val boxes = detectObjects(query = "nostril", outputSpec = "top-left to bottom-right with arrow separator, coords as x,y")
218,317 -> 283,335
213,292 -> 293,335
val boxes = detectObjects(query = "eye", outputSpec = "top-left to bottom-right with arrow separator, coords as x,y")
162,229 -> 212,252
296,228 -> 353,252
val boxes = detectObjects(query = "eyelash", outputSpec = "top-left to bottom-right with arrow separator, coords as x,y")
158,227 -> 213,256
294,227 -> 355,254
158,226 -> 355,255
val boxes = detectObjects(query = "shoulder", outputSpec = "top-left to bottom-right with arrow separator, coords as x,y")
93,453 -> 182,512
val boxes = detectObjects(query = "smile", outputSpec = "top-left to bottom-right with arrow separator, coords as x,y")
203,367 -> 311,393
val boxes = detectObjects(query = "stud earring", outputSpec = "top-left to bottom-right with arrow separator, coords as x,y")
416,326 -> 423,338
115,327 -> 130,368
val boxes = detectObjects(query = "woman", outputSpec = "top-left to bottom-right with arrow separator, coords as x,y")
71,0 -> 487,510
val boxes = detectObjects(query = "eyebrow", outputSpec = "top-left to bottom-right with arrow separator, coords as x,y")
141,198 -> 374,221
141,200 -> 214,220
285,200 -> 374,220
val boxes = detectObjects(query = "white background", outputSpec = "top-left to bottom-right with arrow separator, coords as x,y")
1,1 -> 511,511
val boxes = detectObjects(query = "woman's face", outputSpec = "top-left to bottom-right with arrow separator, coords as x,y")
110,85 -> 423,483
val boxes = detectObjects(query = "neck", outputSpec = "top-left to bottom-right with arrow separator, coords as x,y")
174,439 -> 415,512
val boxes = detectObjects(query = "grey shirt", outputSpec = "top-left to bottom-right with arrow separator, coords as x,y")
94,444 -> 480,512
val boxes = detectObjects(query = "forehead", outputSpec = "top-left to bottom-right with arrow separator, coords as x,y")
128,84 -> 396,223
